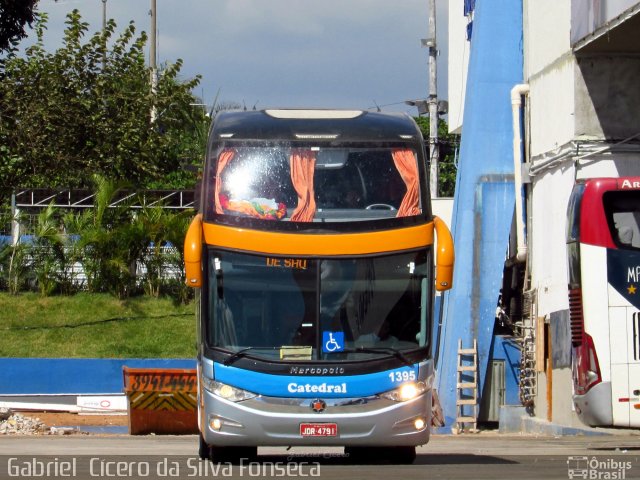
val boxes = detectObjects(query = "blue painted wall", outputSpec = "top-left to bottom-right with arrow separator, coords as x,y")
0,359 -> 195,395
435,0 -> 523,426
490,336 -> 521,406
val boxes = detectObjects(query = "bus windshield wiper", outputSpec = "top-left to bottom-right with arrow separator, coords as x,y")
224,346 -> 415,367
338,347 -> 414,366
223,347 -> 256,366
222,346 -> 281,366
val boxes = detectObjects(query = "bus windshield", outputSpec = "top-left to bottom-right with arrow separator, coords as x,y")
207,146 -> 422,223
207,249 -> 430,362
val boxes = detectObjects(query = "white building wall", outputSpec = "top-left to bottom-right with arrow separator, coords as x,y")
525,1 -> 575,317
525,0 -> 571,77
526,0 -> 640,428
447,2 -> 470,134
530,166 -> 574,318
525,1 -> 585,427
431,197 -> 454,227
448,0 -> 640,428
525,0 -> 576,158
572,0 -> 640,43
528,61 -> 576,158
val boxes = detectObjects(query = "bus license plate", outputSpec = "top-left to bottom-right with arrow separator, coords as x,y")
299,423 -> 338,437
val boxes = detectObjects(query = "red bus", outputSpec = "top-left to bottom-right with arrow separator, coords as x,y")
567,177 -> 640,427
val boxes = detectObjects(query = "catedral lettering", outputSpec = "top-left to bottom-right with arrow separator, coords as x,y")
184,109 -> 454,464
288,382 -> 347,394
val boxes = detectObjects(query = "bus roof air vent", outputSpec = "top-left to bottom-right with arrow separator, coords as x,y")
294,134 -> 340,140
265,109 -> 363,119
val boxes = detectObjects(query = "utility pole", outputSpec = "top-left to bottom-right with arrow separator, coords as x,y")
101,0 -> 107,32
150,0 -> 158,122
423,0 -> 439,198
101,0 -> 107,68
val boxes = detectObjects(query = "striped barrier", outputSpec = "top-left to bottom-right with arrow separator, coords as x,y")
123,367 -> 198,435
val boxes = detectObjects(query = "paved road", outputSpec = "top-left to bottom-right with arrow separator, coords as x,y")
1,433 -> 639,479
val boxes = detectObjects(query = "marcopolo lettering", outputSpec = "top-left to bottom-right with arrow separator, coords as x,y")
289,366 -> 345,375
288,382 -> 347,394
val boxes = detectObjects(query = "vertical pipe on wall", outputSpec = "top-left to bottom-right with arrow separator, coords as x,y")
511,84 -> 530,263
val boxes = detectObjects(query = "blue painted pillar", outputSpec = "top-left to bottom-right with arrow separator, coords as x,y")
435,0 -> 523,427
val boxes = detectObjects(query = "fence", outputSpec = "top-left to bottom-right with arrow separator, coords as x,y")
1,243 -> 184,290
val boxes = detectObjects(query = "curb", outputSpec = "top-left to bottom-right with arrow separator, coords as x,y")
499,406 -> 612,436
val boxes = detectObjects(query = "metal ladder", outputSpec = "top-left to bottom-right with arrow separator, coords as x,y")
454,338 -> 478,433
515,289 -> 537,407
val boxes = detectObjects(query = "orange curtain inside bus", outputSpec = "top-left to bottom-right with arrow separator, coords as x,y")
289,149 -> 317,222
392,149 -> 420,217
214,149 -> 236,214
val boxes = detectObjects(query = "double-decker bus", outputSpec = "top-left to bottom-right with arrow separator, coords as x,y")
184,109 -> 454,463
567,177 -> 640,427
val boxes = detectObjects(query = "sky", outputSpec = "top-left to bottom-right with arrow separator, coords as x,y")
28,0 -> 449,115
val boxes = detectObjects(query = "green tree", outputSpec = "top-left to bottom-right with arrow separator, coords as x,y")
62,175 -> 193,300
0,10 -> 206,190
32,202 -> 66,296
161,209 -> 192,303
414,116 -> 460,198
0,0 -> 39,53
65,175 -> 133,296
136,205 -> 191,300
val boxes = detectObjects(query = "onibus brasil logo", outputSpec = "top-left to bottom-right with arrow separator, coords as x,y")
567,456 -> 633,479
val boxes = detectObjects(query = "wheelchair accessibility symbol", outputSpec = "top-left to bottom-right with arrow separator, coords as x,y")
322,332 -> 344,353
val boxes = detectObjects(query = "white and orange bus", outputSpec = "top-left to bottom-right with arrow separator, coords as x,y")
184,109 -> 454,463
567,177 -> 640,427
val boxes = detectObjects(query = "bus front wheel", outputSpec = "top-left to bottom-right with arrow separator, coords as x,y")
198,435 -> 211,460
210,446 -> 258,464
388,446 -> 417,464
199,436 -> 257,463
344,446 -> 416,465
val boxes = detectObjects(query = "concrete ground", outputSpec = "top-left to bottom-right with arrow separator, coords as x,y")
1,433 -> 639,479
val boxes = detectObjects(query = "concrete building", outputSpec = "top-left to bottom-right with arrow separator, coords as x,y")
441,0 -> 640,430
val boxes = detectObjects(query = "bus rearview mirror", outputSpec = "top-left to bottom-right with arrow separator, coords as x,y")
184,214 -> 203,288
433,216 -> 454,291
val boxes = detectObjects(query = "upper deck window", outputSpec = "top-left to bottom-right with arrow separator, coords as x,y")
208,146 -> 422,224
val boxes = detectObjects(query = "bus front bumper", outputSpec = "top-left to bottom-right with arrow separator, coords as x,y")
200,389 -> 431,447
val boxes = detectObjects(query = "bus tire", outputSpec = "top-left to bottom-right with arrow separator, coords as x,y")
198,435 -> 212,461
345,446 -> 416,464
210,446 -> 258,464
344,446 -> 368,463
388,446 -> 416,464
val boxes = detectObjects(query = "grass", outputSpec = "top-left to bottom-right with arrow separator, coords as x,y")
0,292 -> 196,358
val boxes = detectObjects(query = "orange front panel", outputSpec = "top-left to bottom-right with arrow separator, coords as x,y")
128,409 -> 198,435
202,222 -> 433,256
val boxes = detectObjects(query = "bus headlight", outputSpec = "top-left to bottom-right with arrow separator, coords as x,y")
380,381 -> 427,402
202,378 -> 257,402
